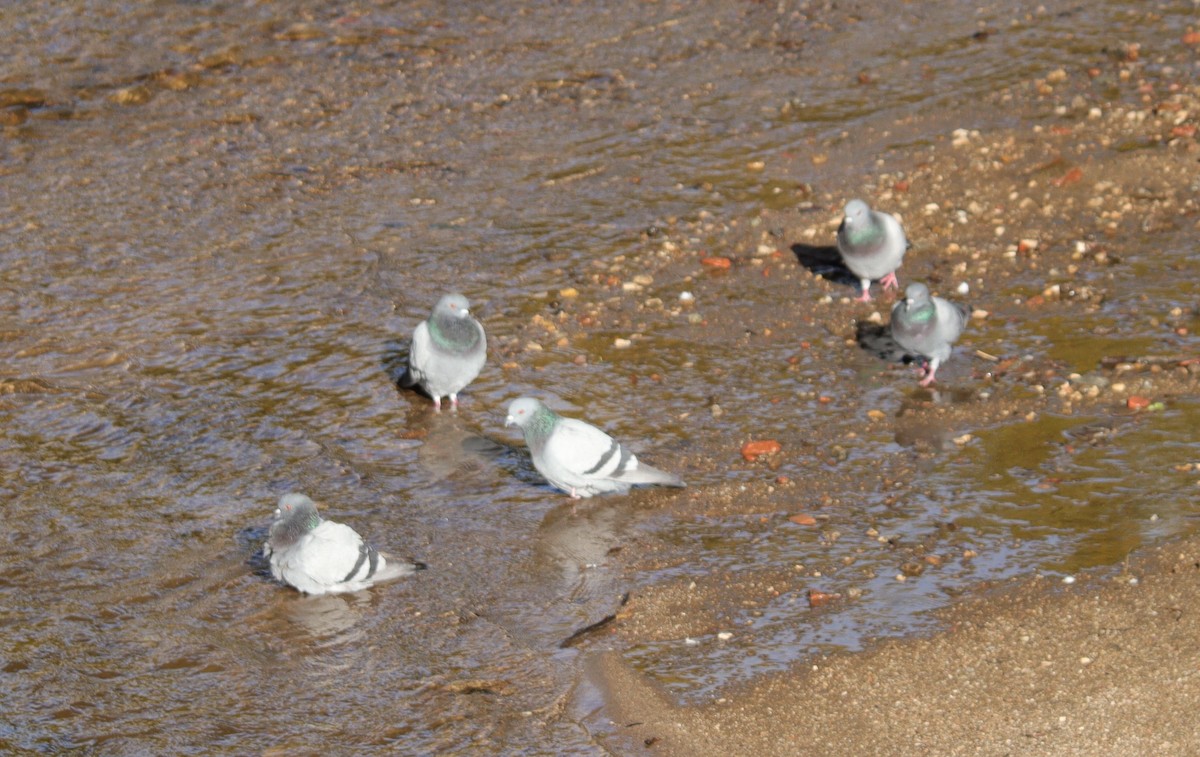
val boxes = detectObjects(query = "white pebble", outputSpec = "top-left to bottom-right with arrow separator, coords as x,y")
1062,575 -> 1076,584
717,632 -> 733,641
685,637 -> 700,646
957,281 -> 970,295
679,291 -> 695,303
613,338 -> 632,349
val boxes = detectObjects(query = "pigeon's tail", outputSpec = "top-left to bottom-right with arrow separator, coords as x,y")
618,463 -> 686,488
375,555 -> 426,582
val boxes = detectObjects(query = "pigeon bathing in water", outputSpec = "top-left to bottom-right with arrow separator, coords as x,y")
264,493 -> 423,595
836,199 -> 909,302
504,397 -> 686,499
399,293 -> 486,411
890,283 -> 970,387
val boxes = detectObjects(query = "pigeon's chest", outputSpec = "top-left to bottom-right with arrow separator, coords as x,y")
893,312 -> 938,350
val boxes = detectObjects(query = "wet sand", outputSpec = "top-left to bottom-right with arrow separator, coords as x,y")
596,534 -> 1200,755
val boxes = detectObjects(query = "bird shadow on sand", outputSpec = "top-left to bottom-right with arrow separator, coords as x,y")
854,321 -> 919,366
790,242 -> 860,293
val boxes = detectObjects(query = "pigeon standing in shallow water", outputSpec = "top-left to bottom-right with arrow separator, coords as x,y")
836,199 -> 909,302
399,293 -> 486,411
264,493 -> 423,595
890,283 -> 970,387
505,397 -> 686,499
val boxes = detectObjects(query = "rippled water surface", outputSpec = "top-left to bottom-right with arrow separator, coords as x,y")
2,0 -> 1197,752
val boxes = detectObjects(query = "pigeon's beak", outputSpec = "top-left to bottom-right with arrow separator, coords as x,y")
504,415 -> 514,427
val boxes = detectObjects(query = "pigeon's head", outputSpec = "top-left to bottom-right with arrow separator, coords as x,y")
904,282 -> 931,309
276,493 -> 320,523
435,293 -> 472,319
505,397 -> 545,429
842,199 -> 869,225
269,493 -> 322,545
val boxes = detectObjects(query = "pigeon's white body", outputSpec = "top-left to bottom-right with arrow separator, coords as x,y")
890,283 -> 969,386
836,199 -> 908,302
401,294 -> 486,410
505,398 -> 685,499
265,494 -> 421,595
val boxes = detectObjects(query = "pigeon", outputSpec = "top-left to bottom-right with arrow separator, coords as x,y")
889,282 -> 970,387
264,493 -> 423,595
836,199 -> 909,302
399,293 -> 486,411
504,397 -> 686,499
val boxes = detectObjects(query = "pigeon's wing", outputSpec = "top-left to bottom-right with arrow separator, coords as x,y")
290,521 -> 369,587
935,297 -> 970,341
543,417 -> 629,480
404,320 -> 434,386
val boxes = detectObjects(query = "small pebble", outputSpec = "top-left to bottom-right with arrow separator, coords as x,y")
957,281 -> 970,295
1062,575 -> 1076,584
679,291 -> 695,303
717,632 -> 733,641
613,338 -> 632,349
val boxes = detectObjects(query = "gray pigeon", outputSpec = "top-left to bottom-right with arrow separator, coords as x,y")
264,493 -> 423,595
890,283 -> 970,387
836,199 -> 909,302
504,397 -> 686,499
399,293 -> 486,411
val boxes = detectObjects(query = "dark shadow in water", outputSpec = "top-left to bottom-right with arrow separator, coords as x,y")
237,525 -> 274,579
381,338 -> 408,385
791,242 -> 858,291
381,338 -> 434,403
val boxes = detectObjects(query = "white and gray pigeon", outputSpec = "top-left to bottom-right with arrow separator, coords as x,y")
264,493 -> 423,595
890,282 -> 970,387
504,397 -> 686,499
399,293 -> 486,411
836,199 -> 909,302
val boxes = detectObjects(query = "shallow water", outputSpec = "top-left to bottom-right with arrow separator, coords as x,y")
2,0 -> 1197,752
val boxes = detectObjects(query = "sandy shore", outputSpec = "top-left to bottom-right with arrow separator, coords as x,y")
596,533 -> 1200,755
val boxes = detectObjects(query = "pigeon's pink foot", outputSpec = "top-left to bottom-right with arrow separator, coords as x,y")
433,397 -> 443,412
450,393 -> 460,411
569,488 -> 582,500
855,289 -> 873,303
919,365 -> 939,387
880,271 -> 900,291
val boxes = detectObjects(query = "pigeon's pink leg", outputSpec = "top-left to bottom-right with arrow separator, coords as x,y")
880,271 -> 900,291
450,393 -> 459,411
856,279 -> 873,303
432,397 -> 442,412
918,360 -> 940,387
570,488 -> 581,500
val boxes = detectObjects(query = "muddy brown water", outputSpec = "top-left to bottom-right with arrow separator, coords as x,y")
2,0 -> 1197,753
